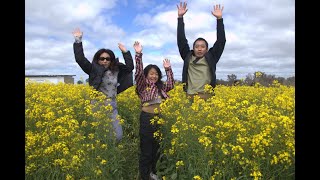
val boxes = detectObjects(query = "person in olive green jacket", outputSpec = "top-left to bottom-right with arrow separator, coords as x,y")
177,2 -> 226,100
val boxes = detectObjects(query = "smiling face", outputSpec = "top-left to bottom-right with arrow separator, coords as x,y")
98,52 -> 111,68
146,67 -> 159,83
193,40 -> 208,58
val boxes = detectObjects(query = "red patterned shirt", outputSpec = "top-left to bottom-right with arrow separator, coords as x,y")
135,53 -> 174,104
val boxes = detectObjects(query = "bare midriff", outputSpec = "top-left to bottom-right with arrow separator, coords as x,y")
141,103 -> 161,114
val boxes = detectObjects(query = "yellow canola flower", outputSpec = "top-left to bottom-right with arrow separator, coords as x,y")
171,125 -> 179,134
100,159 -> 107,165
193,175 -> 202,180
157,118 -> 165,125
198,136 -> 212,147
66,174 -> 74,180
176,160 -> 184,169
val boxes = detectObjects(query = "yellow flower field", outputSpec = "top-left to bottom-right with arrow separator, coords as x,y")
25,79 -> 294,180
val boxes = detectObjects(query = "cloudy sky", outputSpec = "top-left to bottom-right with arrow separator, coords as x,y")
25,0 -> 295,82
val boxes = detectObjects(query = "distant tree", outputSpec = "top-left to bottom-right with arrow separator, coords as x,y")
275,77 -> 285,85
284,76 -> 295,86
227,74 -> 237,85
216,79 -> 228,85
217,72 -> 294,87
233,80 -> 240,86
264,74 -> 276,86
244,73 -> 254,86
253,71 -> 265,83
253,71 -> 276,86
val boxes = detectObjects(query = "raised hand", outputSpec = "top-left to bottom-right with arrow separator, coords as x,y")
118,43 -> 127,53
133,41 -> 143,54
163,58 -> 171,70
177,1 -> 188,17
211,4 -> 224,19
72,28 -> 83,38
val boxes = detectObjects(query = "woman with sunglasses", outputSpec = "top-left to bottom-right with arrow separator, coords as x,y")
72,28 -> 134,141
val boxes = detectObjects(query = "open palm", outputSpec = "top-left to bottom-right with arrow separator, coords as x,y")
118,43 -> 127,53
163,59 -> 171,70
211,4 -> 224,19
177,2 -> 188,17
72,28 -> 83,38
133,41 -> 143,54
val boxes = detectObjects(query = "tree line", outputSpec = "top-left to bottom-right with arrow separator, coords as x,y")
78,71 -> 295,87
217,71 -> 295,87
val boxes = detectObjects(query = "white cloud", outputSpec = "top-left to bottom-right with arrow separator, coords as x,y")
133,13 -> 153,27
25,0 -> 117,23
25,0 -> 295,82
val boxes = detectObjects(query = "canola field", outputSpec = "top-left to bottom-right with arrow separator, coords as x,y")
25,80 -> 294,180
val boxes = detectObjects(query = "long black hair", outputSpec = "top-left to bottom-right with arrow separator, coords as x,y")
136,64 -> 164,96
92,48 -> 119,72
144,64 -> 163,91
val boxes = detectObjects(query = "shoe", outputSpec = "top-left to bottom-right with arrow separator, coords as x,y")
150,172 -> 159,180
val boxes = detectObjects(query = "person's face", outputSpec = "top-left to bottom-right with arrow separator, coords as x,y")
194,40 -> 207,58
147,68 -> 159,83
98,52 -> 111,68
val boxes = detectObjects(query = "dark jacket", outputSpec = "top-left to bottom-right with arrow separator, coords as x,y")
73,42 -> 134,94
177,17 -> 226,92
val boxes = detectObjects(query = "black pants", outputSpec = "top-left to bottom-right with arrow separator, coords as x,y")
139,111 -> 160,180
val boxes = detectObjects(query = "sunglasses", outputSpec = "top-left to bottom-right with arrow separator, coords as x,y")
98,57 -> 111,61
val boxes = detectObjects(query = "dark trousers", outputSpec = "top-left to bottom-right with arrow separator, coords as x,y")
139,111 -> 160,180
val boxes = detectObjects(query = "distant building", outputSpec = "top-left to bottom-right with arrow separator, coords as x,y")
25,75 -> 76,84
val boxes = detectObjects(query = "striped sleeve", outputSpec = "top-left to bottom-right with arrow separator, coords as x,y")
134,53 -> 146,94
163,67 -> 174,92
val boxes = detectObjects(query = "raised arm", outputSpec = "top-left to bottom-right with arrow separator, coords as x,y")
177,1 -> 191,60
208,4 -> 226,64
72,28 -> 92,74
133,41 -> 147,93
118,43 -> 134,72
162,58 -> 174,92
